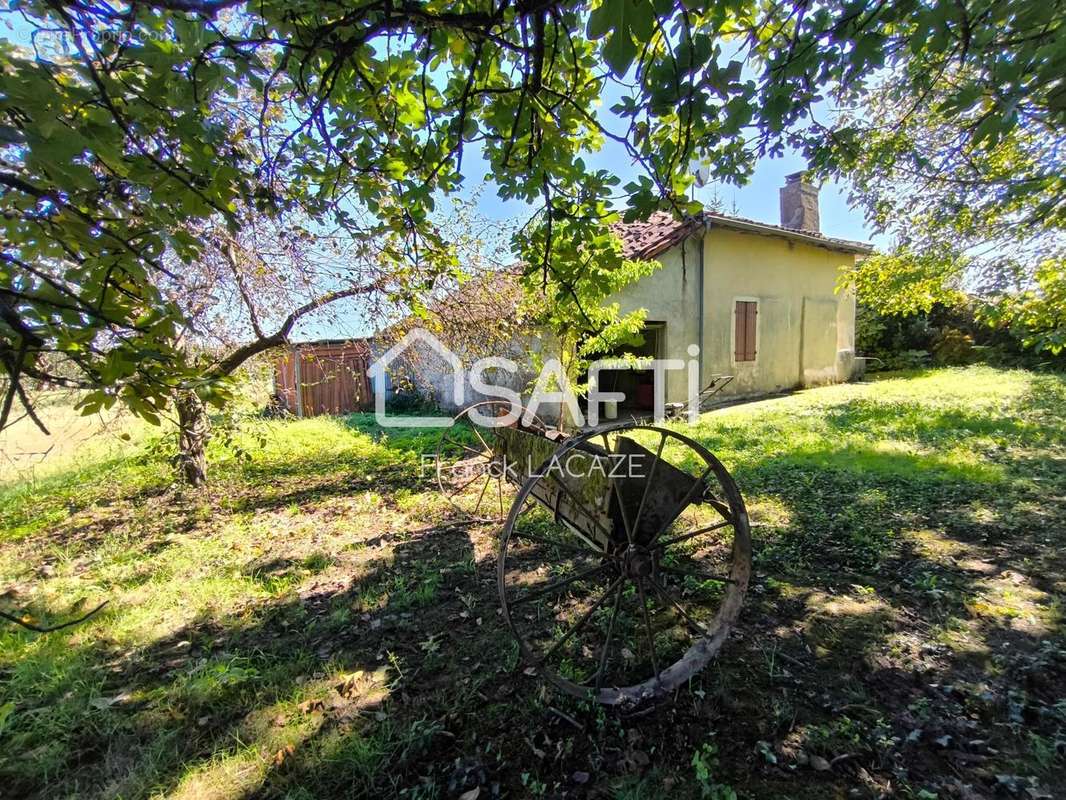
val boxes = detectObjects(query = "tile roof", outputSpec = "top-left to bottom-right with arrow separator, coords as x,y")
613,210 -> 874,260
389,210 -> 873,331
613,212 -> 702,260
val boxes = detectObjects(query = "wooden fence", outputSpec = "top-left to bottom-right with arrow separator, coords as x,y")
274,340 -> 373,417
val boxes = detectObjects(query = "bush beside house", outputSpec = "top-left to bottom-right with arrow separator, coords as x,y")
857,301 -> 1066,372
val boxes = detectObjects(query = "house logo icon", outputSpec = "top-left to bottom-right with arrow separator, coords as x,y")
368,328 -> 463,427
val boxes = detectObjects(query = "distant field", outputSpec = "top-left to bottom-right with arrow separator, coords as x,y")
0,392 -> 153,485
1,366 -> 1063,799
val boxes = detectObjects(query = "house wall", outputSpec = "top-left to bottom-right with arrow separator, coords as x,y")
702,227 -> 857,396
369,336 -> 544,415
612,237 -> 702,402
373,226 -> 859,421
611,227 -> 858,401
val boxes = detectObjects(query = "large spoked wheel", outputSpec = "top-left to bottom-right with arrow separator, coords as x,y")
498,422 -> 751,706
436,400 -> 546,522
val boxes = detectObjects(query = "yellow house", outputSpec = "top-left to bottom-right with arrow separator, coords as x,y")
606,173 -> 873,406
375,174 -> 872,417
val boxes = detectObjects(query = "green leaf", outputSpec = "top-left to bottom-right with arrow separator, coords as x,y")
603,30 -> 638,76
590,0 -> 654,74
586,2 -> 613,40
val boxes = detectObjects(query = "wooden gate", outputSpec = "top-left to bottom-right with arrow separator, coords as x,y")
274,340 -> 373,417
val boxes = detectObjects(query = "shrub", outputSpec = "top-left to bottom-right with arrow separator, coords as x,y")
856,301 -> 1065,372
932,328 -> 977,365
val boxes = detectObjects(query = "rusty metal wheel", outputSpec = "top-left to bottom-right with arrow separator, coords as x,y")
497,422 -> 751,706
435,400 -> 546,522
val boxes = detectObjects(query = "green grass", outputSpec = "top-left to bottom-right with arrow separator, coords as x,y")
1,366 -> 1065,799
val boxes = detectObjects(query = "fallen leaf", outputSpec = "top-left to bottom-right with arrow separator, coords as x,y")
458,789 -> 480,800
810,755 -> 831,771
271,744 -> 295,766
89,692 -> 131,710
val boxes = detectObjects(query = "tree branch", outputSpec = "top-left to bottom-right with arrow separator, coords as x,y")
0,600 -> 108,633
66,0 -> 244,19
212,283 -> 380,376
219,239 -> 266,340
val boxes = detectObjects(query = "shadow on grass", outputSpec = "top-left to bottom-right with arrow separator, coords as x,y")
5,378 -> 1066,799
2,522 -> 495,799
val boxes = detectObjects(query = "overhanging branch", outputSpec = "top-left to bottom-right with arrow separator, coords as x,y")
212,282 -> 380,376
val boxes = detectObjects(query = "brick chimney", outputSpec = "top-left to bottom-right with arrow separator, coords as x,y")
780,171 -> 820,232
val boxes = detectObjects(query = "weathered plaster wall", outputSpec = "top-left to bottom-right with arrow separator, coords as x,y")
612,237 -> 702,401
611,226 -> 857,401
370,336 -> 543,414
701,227 -> 856,397
382,227 -> 859,417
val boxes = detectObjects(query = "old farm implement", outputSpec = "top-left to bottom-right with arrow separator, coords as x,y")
436,401 -> 751,706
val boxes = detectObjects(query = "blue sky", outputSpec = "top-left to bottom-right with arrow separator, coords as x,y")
298,148 -> 883,340
305,120 -> 886,340
1,12 -> 883,250
461,146 -> 880,245
450,57 -> 884,247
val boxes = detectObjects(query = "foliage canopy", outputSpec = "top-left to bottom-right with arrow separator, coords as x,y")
1,0 -> 1062,426
823,3 -> 1064,350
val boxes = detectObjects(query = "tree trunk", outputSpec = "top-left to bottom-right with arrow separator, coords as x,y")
176,390 -> 209,487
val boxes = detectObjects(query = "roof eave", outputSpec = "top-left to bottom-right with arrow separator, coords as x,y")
703,215 -> 874,255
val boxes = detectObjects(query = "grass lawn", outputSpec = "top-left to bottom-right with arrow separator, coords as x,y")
1,366 -> 1064,799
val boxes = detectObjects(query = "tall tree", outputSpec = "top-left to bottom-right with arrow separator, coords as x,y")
795,2 -> 1064,346
1,0 -> 1060,437
159,209 -> 414,484
165,198 -> 518,484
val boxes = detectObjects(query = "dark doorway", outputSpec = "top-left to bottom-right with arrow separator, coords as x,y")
583,322 -> 665,420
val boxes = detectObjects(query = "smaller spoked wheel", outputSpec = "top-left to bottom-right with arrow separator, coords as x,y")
498,423 -> 751,705
436,400 -> 545,522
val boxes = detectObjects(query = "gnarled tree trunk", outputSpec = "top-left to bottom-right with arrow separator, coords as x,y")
175,389 -> 209,487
